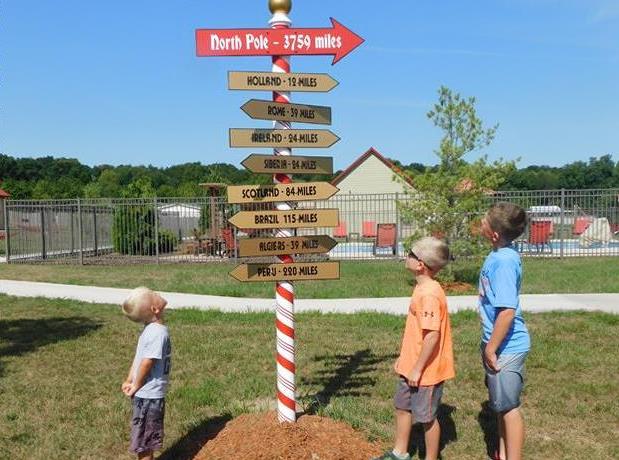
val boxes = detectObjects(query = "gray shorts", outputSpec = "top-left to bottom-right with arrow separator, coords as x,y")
130,397 -> 165,454
482,348 -> 528,413
394,376 -> 443,424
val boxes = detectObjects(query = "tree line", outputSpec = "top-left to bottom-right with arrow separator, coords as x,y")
0,152 -> 617,200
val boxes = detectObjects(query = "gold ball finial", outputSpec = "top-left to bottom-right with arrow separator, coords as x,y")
269,0 -> 291,14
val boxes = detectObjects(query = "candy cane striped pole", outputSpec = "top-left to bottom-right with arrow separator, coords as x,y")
269,0 -> 296,423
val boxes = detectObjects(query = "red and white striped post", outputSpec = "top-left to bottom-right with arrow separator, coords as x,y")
269,0 -> 296,423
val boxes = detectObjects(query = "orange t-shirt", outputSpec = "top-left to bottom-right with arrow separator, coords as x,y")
395,279 -> 455,386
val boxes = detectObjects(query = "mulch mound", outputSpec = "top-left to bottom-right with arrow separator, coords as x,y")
194,411 -> 383,460
441,281 -> 474,294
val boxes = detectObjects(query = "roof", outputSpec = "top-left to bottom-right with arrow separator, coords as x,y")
0,188 -> 10,198
331,147 -> 414,187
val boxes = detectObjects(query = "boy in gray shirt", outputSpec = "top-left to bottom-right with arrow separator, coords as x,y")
121,287 -> 171,460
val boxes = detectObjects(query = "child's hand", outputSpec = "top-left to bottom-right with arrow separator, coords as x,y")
121,380 -> 132,395
408,367 -> 422,387
483,346 -> 500,372
126,383 -> 139,397
393,358 -> 400,373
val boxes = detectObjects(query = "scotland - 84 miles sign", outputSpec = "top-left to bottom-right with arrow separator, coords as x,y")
227,182 -> 338,204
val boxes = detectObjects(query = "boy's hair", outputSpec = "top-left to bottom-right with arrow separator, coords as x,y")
412,237 -> 450,273
122,287 -> 155,323
486,202 -> 527,242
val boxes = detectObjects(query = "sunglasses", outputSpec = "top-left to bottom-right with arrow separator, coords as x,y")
407,249 -> 420,260
407,250 -> 434,271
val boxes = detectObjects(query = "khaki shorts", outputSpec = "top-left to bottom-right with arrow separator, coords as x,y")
394,376 -> 443,424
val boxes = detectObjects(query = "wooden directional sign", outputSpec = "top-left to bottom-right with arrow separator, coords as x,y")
238,235 -> 338,257
228,209 -> 339,230
229,71 -> 339,92
241,99 -> 331,125
230,261 -> 340,282
229,129 -> 339,148
196,18 -> 364,64
241,154 -> 333,175
227,182 -> 339,204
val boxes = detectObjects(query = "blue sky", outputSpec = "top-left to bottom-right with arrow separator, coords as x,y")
2,0 -> 618,171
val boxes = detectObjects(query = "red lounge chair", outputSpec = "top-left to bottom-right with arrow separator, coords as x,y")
573,217 -> 593,236
333,221 -> 347,240
362,221 -> 377,238
529,220 -> 553,253
373,223 -> 397,256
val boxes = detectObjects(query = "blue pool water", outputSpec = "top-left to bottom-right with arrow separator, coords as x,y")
328,240 -> 619,258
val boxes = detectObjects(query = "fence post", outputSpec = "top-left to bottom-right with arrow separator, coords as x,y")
3,199 -> 10,263
93,207 -> 98,256
154,197 -> 160,264
70,205 -> 75,254
395,192 -> 401,257
40,207 -> 47,260
560,188 -> 565,259
77,198 -> 84,265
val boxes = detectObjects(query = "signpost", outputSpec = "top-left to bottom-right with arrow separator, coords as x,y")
196,18 -> 364,64
229,261 -> 340,282
241,154 -> 333,175
238,235 -> 337,257
228,209 -> 339,230
241,99 -> 331,125
229,71 -> 339,92
227,182 -> 339,204
229,128 -> 340,148
196,0 -> 363,424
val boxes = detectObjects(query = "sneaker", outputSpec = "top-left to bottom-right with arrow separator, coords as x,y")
371,451 -> 411,460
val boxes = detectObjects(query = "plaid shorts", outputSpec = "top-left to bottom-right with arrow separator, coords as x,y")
130,397 -> 165,454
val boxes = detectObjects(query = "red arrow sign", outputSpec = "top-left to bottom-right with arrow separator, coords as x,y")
196,18 -> 364,64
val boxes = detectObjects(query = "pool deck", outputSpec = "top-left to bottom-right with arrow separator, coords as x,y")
1,279 -> 617,315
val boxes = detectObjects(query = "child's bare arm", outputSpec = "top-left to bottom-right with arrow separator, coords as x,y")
121,364 -> 135,394
408,330 -> 440,386
127,358 -> 155,397
484,308 -> 516,371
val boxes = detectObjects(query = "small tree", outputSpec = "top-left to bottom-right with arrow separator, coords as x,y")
399,86 -> 516,267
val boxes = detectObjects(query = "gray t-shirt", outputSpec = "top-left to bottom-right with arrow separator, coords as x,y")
132,322 -> 171,399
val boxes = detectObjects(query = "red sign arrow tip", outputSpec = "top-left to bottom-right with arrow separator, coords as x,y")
330,18 -> 364,65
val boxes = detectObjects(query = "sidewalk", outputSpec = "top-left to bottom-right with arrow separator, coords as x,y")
2,279 -> 618,314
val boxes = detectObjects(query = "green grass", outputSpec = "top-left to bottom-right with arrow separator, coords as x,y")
2,257 -> 619,297
1,296 -> 617,459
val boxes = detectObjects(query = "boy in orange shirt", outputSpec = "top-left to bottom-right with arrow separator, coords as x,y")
374,237 -> 455,460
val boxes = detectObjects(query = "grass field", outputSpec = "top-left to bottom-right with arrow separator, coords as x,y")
1,257 -> 619,297
1,295 -> 617,459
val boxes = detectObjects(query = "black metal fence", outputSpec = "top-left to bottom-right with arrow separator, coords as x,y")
3,188 -> 619,264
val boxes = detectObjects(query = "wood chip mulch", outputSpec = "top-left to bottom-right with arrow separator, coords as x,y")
193,411 -> 384,460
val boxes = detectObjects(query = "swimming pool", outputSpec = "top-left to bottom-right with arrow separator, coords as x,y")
327,239 -> 619,259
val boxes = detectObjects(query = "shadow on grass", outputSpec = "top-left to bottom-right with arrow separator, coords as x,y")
408,403 -> 457,460
477,400 -> 498,459
159,414 -> 232,460
300,349 -> 398,415
0,316 -> 102,377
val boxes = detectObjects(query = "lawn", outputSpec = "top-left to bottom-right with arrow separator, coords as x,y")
1,295 -> 617,459
1,257 -> 619,297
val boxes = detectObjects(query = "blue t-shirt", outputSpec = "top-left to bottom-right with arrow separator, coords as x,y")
132,323 -> 171,399
478,246 -> 530,354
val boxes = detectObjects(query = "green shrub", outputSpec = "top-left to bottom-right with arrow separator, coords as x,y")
112,206 -> 179,255
112,206 -> 156,255
158,229 -> 178,254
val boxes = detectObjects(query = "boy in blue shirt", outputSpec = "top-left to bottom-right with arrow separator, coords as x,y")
478,202 -> 530,460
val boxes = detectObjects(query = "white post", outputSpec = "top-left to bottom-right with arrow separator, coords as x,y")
270,1 -> 296,423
